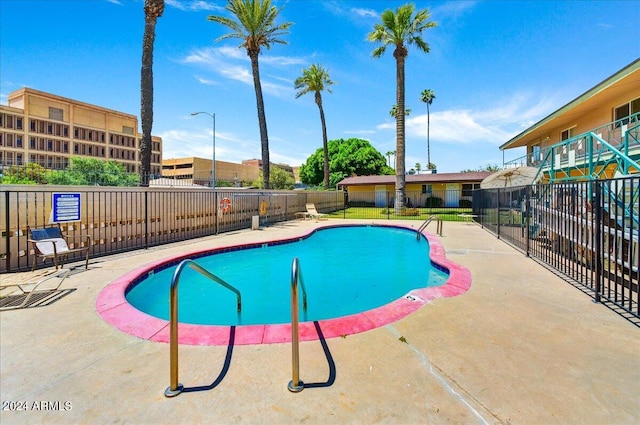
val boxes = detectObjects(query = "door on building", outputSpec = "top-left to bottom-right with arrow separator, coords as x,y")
375,185 -> 387,207
445,183 -> 459,207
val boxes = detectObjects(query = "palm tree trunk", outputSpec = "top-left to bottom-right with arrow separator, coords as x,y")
248,51 -> 270,189
427,103 -> 431,169
140,15 -> 157,187
315,92 -> 330,189
394,50 -> 406,213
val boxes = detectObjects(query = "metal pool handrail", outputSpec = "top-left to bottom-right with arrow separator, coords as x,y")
165,259 -> 242,398
417,215 -> 442,238
288,257 -> 307,393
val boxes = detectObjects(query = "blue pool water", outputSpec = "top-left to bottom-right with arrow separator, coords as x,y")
126,225 -> 448,325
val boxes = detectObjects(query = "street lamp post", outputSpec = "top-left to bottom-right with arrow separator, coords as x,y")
191,112 -> 216,189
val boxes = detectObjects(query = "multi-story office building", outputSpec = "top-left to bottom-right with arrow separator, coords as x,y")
162,157 -> 260,187
0,87 -> 162,175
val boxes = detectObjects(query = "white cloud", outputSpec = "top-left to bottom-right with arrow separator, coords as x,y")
217,46 -> 247,60
351,8 -> 378,18
180,46 -> 300,98
195,76 -> 218,85
159,128 -> 261,163
377,92 -> 561,145
165,0 -> 222,12
344,129 -> 375,135
261,55 -> 307,66
431,1 -> 477,21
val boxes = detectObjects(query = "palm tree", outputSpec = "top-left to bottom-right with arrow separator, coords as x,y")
140,0 -> 164,187
389,105 -> 411,117
385,150 -> 394,168
208,0 -> 292,189
368,4 -> 436,212
415,162 -> 421,174
294,64 -> 335,190
420,89 -> 436,171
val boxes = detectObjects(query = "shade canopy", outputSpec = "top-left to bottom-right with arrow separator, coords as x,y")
480,166 -> 540,189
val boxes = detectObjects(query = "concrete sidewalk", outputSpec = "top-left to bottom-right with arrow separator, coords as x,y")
1,220 -> 638,424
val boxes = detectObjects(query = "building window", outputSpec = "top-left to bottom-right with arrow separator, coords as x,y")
16,136 -> 22,148
16,118 -> 23,129
614,97 -> 640,126
49,107 -> 64,121
561,127 -> 574,141
462,183 -> 480,197
421,184 -> 432,194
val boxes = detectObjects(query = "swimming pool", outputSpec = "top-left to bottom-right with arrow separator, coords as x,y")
126,225 -> 448,326
96,223 -> 472,345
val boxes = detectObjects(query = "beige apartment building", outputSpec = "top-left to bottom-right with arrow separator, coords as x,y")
0,87 -> 162,175
500,59 -> 640,173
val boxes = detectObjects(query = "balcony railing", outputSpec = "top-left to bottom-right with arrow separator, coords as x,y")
505,112 -> 640,176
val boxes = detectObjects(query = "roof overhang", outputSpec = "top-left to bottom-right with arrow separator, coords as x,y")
500,59 -> 640,151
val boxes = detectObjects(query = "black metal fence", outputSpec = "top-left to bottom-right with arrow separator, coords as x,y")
473,176 -> 639,319
329,189 -> 475,221
1,186 -> 344,273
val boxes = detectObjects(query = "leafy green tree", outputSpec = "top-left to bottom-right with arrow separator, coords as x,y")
47,157 -> 139,186
460,164 -> 501,172
294,63 -> 335,190
368,4 -> 436,212
270,165 -> 295,189
420,88 -> 436,170
208,0 -> 293,190
415,162 -> 421,174
300,138 -> 392,188
0,163 -> 47,184
250,165 -> 294,189
140,0 -> 164,186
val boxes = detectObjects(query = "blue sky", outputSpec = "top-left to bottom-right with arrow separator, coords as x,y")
1,0 -> 638,173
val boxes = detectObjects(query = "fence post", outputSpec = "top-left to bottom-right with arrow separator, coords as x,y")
525,186 -> 530,257
4,190 -> 10,272
213,190 -> 218,235
144,190 -> 149,249
594,180 -> 602,303
497,188 -> 501,239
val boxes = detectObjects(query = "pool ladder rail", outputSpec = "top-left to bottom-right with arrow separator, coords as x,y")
417,215 -> 443,238
288,257 -> 308,393
164,259 -> 242,398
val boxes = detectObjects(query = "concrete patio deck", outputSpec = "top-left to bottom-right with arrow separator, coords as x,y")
1,220 -> 638,424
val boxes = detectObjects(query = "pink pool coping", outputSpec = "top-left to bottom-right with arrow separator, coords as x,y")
96,223 -> 472,346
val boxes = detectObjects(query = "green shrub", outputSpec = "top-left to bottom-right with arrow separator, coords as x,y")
459,199 -> 472,208
424,196 -> 443,207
